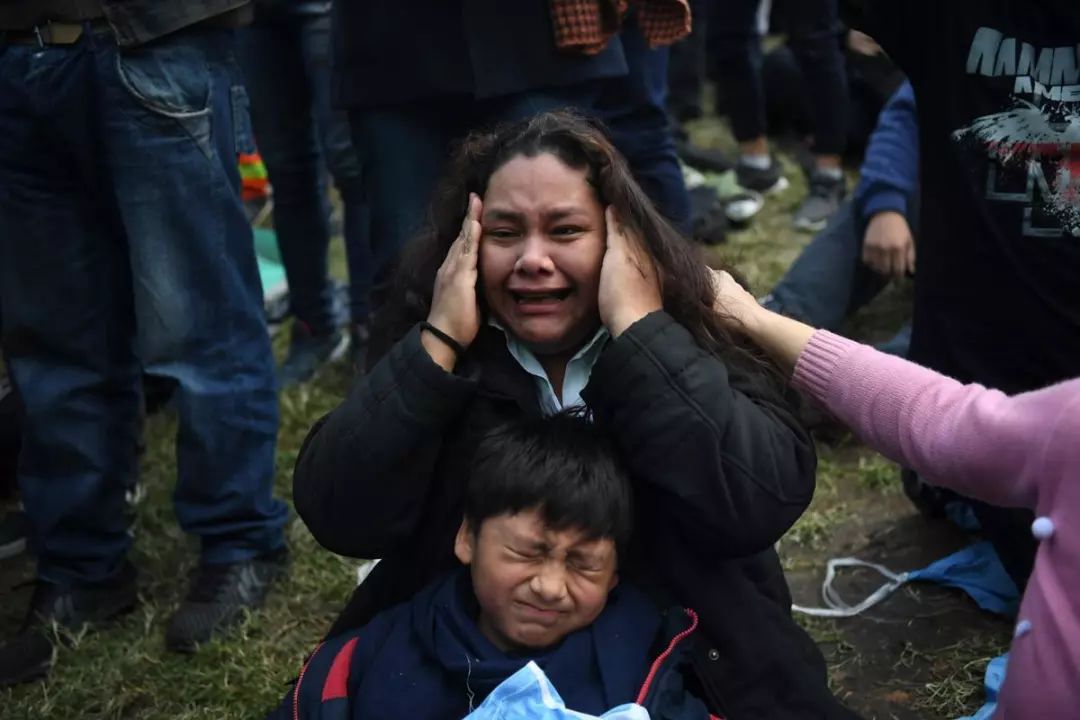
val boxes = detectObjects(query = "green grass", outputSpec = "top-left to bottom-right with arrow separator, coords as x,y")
1,115 -> 1005,719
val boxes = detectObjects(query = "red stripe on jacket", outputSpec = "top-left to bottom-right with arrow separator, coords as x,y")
322,637 -> 360,702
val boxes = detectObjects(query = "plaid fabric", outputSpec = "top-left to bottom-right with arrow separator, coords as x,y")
549,0 -> 690,55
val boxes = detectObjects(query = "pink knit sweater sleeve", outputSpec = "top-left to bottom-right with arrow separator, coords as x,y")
790,331 -> 1076,510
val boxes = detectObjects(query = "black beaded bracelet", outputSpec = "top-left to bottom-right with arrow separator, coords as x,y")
420,321 -> 467,357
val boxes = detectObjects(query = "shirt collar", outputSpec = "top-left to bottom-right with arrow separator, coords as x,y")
488,319 -> 609,414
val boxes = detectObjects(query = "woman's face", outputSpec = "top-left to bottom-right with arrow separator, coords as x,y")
479,153 -> 606,356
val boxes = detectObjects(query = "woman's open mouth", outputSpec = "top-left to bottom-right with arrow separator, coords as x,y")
510,289 -> 573,305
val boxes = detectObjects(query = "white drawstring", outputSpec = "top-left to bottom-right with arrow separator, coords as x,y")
792,557 -> 910,618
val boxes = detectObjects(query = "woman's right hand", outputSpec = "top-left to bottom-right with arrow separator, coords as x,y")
709,268 -> 764,331
424,193 -> 483,370
709,267 -> 815,374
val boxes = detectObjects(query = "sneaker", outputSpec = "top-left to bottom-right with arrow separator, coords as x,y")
0,509 -> 27,561
735,157 -> 789,194
165,547 -> 289,653
0,563 -> 138,686
279,322 -> 349,387
792,171 -> 846,233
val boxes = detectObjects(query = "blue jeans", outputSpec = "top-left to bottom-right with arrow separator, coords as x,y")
766,199 -> 911,356
0,27 -> 288,585
239,13 -> 372,329
594,17 -> 691,233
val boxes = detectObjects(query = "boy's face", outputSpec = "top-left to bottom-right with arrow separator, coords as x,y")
455,508 -> 618,652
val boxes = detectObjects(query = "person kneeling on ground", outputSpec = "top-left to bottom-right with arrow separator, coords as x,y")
270,412 -> 711,719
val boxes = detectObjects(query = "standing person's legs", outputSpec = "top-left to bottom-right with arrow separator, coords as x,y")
99,29 -> 288,646
708,0 -> 786,193
0,35 -> 141,683
784,0 -> 848,165
238,17 -> 349,384
786,0 -> 849,231
350,102 -> 461,314
297,14 -> 372,335
666,0 -> 711,121
594,17 -> 692,233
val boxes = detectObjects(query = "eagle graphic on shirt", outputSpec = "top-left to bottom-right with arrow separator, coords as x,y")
952,27 -> 1080,237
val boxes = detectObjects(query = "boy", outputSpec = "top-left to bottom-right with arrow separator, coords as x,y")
271,412 -> 710,719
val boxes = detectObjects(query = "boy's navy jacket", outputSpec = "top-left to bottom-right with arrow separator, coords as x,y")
269,568 -> 711,720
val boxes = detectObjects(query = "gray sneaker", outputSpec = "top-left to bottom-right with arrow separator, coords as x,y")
792,171 -> 846,232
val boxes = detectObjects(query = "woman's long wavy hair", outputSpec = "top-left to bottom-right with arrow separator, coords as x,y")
375,110 -> 773,375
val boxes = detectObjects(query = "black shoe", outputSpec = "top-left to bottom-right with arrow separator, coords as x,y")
676,140 -> 733,174
734,157 -> 789,194
0,509 -> 27,561
165,547 -> 289,653
0,563 -> 138,686
792,170 -> 846,232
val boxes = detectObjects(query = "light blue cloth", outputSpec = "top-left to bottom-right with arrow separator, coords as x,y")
958,654 -> 1008,720
908,541 -> 1019,617
491,321 -> 609,415
464,662 -> 650,720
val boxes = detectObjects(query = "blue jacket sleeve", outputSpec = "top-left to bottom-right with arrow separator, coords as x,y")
853,81 -> 919,223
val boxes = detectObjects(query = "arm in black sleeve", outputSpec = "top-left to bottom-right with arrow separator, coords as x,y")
292,325 -> 477,558
582,312 -> 816,557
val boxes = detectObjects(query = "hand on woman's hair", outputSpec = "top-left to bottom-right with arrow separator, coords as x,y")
710,267 -> 815,374
424,193 -> 484,369
709,268 -> 762,330
598,207 -> 663,336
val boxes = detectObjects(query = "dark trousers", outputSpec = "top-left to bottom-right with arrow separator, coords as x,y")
239,12 -> 372,329
710,0 -> 849,155
0,27 -> 287,584
595,16 -> 691,233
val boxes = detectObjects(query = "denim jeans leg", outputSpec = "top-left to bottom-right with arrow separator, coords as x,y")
350,104 -> 460,310
767,199 -> 888,329
102,30 -> 287,564
0,41 -> 141,584
297,14 -> 372,325
238,21 -> 337,334
594,18 -> 692,233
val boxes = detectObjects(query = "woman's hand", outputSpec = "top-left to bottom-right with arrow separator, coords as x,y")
709,267 -> 765,331
709,267 -> 815,374
424,193 -> 483,370
598,207 -> 663,337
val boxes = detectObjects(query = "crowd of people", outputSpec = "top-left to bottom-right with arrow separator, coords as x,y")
0,0 -> 1077,718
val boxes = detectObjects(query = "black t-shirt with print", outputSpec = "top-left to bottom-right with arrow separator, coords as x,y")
864,1 -> 1080,393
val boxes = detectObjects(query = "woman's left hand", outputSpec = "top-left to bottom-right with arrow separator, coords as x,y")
598,207 -> 663,336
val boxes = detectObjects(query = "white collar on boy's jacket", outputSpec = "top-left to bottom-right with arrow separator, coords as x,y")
488,319 -> 609,416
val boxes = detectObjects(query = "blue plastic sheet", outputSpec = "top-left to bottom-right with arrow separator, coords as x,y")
909,541 -> 1019,617
463,662 -> 649,720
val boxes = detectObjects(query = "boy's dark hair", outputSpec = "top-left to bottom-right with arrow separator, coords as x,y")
464,410 -> 633,551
